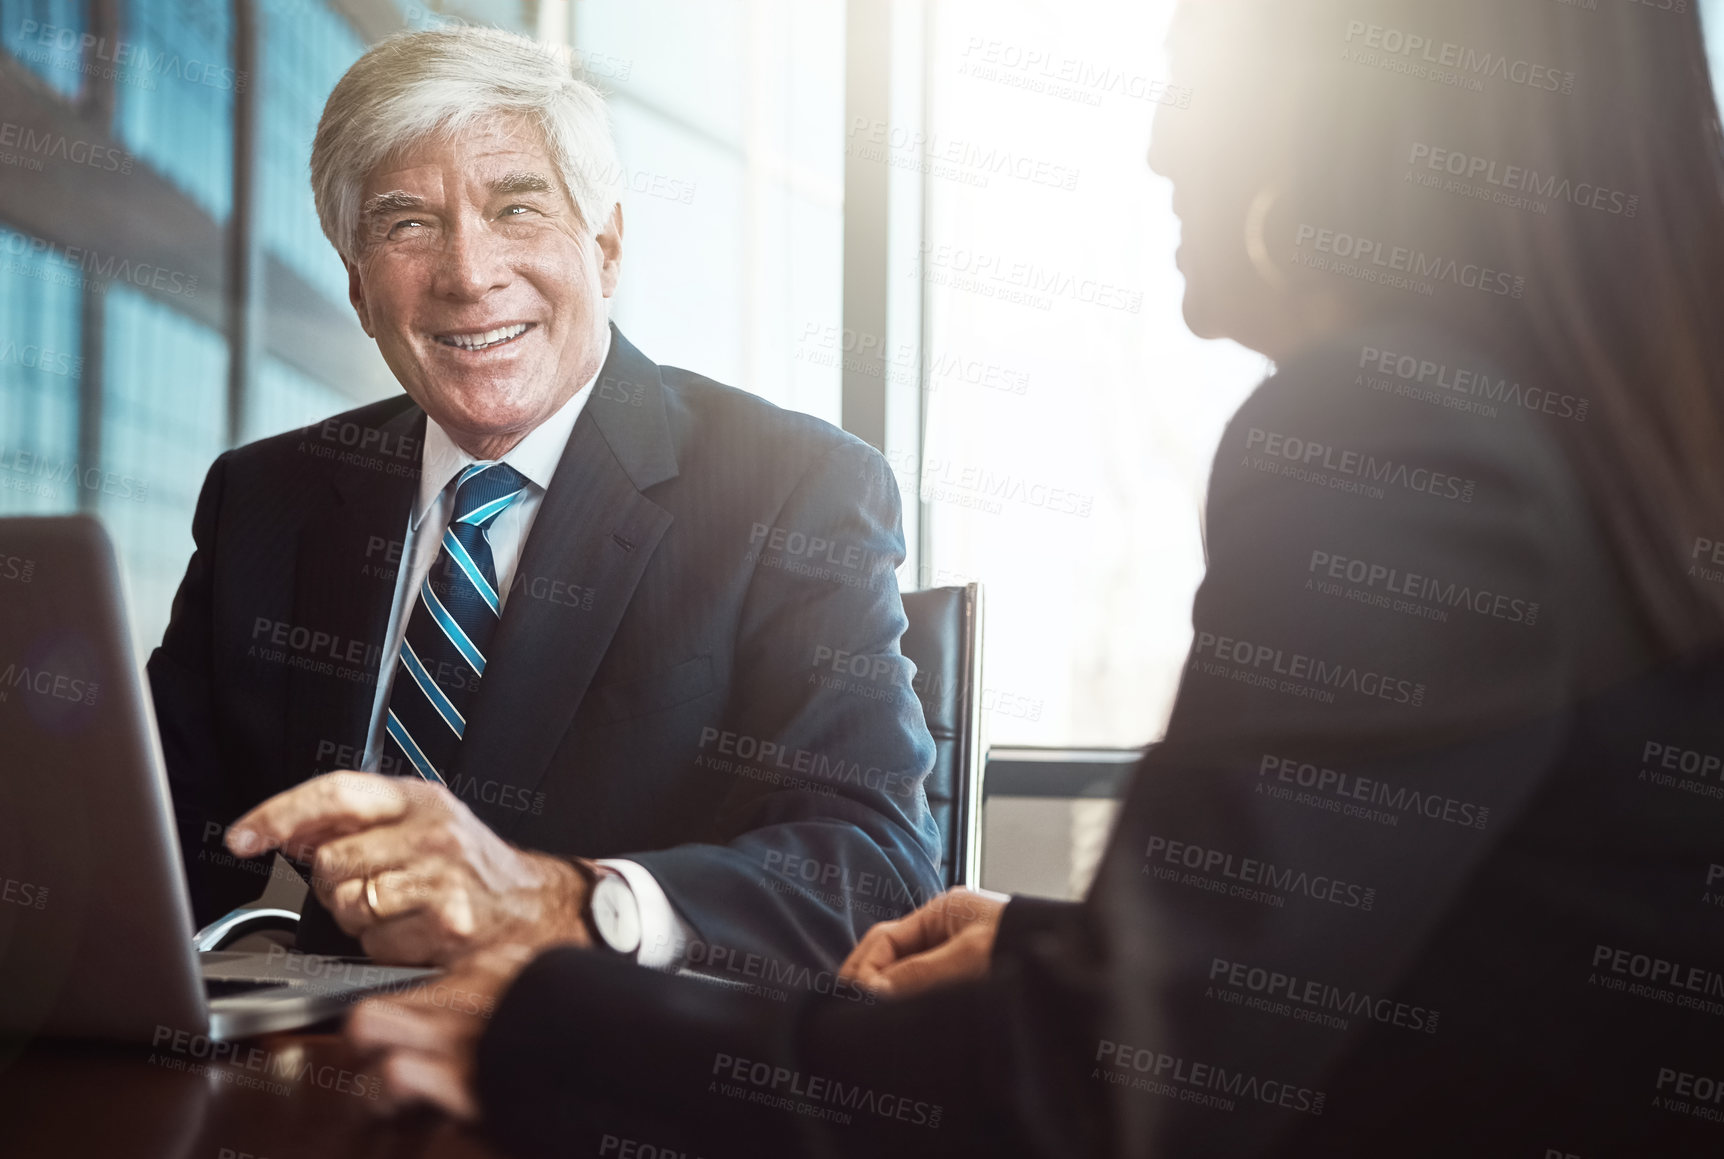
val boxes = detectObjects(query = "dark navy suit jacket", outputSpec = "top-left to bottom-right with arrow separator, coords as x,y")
148,324 -> 943,971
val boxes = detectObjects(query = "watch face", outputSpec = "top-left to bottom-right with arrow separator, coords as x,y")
592,873 -> 642,955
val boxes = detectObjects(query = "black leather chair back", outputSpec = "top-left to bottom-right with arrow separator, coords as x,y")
900,584 -> 985,889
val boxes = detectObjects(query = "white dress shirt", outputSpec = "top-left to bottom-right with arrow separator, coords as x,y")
358,333 -> 690,968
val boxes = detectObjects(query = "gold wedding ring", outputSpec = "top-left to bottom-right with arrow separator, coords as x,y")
364,874 -> 382,920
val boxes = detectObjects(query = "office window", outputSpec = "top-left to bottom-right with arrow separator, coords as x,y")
259,0 -> 365,305
0,0 -> 84,98
115,0 -> 235,222
917,0 -> 1267,749
573,0 -> 846,423
0,225 -> 81,516
100,288 -> 227,654
244,353 -> 355,443
1706,0 -> 1724,91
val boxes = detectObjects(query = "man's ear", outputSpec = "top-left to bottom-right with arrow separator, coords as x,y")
346,258 -> 375,337
597,203 -> 623,298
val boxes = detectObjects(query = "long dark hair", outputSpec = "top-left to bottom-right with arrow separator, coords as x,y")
1233,0 -> 1724,656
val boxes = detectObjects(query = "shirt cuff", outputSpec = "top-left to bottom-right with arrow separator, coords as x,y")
593,858 -> 693,970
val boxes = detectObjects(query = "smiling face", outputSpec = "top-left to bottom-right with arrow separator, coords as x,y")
346,115 -> 622,459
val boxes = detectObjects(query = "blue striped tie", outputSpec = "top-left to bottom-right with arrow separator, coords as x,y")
383,461 -> 528,784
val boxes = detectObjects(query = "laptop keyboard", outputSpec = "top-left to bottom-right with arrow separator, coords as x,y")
204,977 -> 290,1000
199,952 -> 439,1002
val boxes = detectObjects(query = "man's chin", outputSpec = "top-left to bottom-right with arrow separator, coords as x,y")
417,394 -> 552,454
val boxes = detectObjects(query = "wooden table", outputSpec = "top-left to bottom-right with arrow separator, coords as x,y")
0,1031 -> 506,1159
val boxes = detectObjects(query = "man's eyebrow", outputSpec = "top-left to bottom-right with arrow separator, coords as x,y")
361,190 -> 426,218
490,171 -> 553,197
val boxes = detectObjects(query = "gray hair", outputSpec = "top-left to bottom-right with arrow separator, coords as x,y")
311,25 -> 620,263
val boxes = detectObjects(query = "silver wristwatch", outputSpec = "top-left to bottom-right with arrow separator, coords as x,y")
586,866 -> 643,957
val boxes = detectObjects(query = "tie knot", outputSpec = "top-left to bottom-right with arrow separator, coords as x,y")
452,461 -> 527,528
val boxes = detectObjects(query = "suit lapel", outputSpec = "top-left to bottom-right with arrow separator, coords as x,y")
286,403 -> 424,787
452,327 -> 681,836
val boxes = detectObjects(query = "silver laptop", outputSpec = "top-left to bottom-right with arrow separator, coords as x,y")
0,515 -> 433,1043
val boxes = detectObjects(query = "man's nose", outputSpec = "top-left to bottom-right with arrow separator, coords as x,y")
432,220 -> 509,299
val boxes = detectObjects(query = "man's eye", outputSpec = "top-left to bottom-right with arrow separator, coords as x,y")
499,204 -> 534,218
388,218 -> 425,236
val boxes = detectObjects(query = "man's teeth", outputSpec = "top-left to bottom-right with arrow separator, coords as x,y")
438,323 -> 529,350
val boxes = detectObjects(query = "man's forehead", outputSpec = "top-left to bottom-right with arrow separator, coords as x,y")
360,118 -> 562,198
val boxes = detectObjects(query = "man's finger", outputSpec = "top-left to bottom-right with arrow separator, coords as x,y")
309,829 -> 428,902
227,771 -> 415,859
323,866 -> 438,938
327,875 -> 372,935
360,905 -> 468,967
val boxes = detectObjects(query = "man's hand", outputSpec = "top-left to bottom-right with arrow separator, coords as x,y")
226,770 -> 593,965
839,887 -> 1009,998
345,941 -> 536,1120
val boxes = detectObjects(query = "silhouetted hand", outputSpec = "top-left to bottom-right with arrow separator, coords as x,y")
344,940 -> 538,1119
839,887 -> 1010,998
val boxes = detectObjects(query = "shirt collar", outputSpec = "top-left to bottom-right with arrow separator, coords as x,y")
412,330 -> 612,530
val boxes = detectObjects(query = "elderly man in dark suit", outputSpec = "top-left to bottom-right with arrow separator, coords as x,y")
149,25 -> 941,975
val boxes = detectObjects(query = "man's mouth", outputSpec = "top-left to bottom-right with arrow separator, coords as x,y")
434,322 -> 533,351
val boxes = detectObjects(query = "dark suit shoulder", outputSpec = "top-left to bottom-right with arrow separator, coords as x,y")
220,394 -> 418,471
204,396 -> 423,526
1258,318 -> 1571,441
1216,318 -> 1584,518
